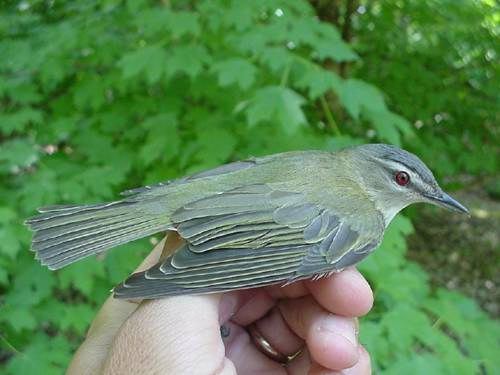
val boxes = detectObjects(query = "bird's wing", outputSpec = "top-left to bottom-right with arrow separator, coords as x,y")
114,184 -> 383,298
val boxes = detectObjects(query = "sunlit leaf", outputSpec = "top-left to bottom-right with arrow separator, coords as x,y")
118,45 -> 168,83
295,67 -> 341,99
0,139 -> 38,172
212,58 -> 257,90
165,45 -> 211,79
0,109 -> 43,135
246,86 -> 307,133
139,113 -> 179,166
338,79 -> 387,120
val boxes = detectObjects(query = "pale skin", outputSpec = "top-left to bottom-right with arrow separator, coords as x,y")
67,233 -> 373,374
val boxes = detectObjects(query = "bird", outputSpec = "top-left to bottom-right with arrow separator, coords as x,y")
25,144 -> 469,299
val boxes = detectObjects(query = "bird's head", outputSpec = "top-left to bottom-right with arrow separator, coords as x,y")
348,144 -> 469,225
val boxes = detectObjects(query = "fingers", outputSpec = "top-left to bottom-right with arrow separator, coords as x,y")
267,280 -> 309,299
68,234 -> 184,375
307,346 -> 371,374
279,296 -> 359,370
102,294 -> 227,374
306,268 -> 373,317
86,237 -> 168,336
251,307 -> 303,356
67,237 -> 169,375
223,268 -> 373,372
221,322 -> 286,375
229,290 -> 275,326
343,346 -> 371,375
85,233 -> 183,339
287,349 -> 312,375
267,268 -> 373,318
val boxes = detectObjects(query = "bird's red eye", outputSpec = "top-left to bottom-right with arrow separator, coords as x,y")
395,171 -> 410,186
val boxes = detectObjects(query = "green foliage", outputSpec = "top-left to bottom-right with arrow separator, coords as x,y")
360,217 -> 499,374
0,0 -> 498,373
354,0 -> 499,179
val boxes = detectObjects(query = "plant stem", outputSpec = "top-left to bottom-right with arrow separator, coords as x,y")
320,95 -> 341,136
280,60 -> 291,87
0,333 -> 21,355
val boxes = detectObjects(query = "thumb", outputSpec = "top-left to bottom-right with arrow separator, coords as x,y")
101,293 -> 236,374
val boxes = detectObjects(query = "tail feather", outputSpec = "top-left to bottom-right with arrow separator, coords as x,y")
32,214 -> 140,247
27,202 -> 133,229
26,201 -> 171,270
34,217 -> 153,254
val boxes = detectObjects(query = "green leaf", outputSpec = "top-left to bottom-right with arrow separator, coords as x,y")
385,354 -> 446,375
212,58 -> 257,90
166,45 -> 211,79
58,258 -> 105,297
0,108 -> 44,135
338,79 -> 387,120
0,266 -> 8,285
0,207 -> 17,224
167,11 -> 200,38
295,67 -> 341,99
288,18 -> 323,46
0,306 -> 37,331
72,130 -> 115,163
4,262 -> 56,307
60,304 -> 95,334
196,127 -> 237,165
245,86 -> 307,134
314,39 -> 359,62
118,45 -> 168,83
0,227 -> 22,259
6,334 -> 71,375
4,83 -> 42,105
73,77 -> 107,110
381,304 -> 430,352
18,164 -> 59,209
104,240 -> 150,284
220,1 -> 255,31
135,8 -> 200,38
139,113 -> 179,166
228,31 -> 268,54
47,116 -> 78,141
258,47 -> 293,73
366,110 -> 413,145
0,139 -> 38,172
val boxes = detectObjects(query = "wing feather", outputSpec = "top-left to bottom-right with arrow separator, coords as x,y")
114,183 -> 384,299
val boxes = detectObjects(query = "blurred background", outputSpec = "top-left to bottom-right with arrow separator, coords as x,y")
0,0 -> 498,373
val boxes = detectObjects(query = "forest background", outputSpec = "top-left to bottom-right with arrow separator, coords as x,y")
0,0 -> 498,373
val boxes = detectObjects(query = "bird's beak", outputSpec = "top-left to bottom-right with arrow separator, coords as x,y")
425,191 -> 470,215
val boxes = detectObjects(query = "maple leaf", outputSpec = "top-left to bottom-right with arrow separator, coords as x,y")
166,45 -> 211,79
338,79 -> 387,120
139,113 -> 180,165
295,67 -> 341,99
118,45 -> 168,83
245,86 -> 307,134
212,58 -> 257,90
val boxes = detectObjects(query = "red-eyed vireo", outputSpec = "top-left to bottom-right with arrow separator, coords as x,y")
26,144 -> 468,299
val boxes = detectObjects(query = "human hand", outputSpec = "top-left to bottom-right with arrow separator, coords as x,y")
68,233 -> 373,374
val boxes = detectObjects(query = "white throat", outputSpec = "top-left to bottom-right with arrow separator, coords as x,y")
381,205 -> 404,227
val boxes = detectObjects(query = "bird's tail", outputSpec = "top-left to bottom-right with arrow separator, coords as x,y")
25,201 -> 171,270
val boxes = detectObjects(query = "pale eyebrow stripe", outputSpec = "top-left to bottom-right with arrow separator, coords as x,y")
377,159 -> 425,187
